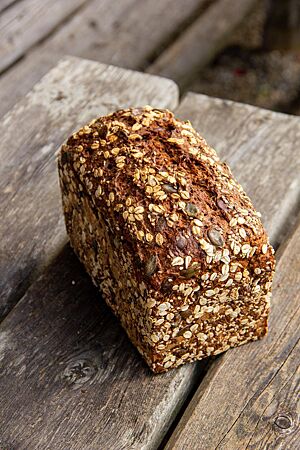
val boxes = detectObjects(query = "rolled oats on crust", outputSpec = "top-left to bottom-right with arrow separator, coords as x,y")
58,106 -> 275,373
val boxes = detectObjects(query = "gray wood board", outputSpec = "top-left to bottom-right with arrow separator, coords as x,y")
0,0 -> 89,73
0,56 -> 178,319
0,0 -> 19,13
165,219 -> 300,450
0,0 -> 205,117
176,92 -> 300,249
148,0 -> 258,88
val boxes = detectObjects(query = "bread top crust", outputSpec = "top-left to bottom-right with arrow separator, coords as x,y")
59,106 -> 274,292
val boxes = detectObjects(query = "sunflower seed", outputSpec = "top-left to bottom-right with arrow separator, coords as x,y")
162,184 -> 177,193
217,198 -> 228,211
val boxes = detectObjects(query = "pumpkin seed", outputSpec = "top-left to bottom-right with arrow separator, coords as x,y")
161,278 -> 173,293
185,202 -> 199,217
176,234 -> 187,250
208,228 -> 224,247
180,264 -> 200,279
145,255 -> 158,277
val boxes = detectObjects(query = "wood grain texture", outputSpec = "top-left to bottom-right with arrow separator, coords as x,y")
0,0 -> 205,117
166,220 -> 300,450
0,0 -> 89,73
0,0 -> 19,13
0,56 -> 178,319
0,245 -> 204,450
147,0 -> 258,87
176,93 -> 300,249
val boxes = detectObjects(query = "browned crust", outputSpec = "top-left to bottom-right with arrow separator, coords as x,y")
58,106 -> 275,373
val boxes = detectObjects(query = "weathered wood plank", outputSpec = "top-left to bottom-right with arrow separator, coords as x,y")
0,0 -> 205,117
0,0 -> 89,73
147,0 -> 259,88
176,93 -> 300,249
0,0 -> 19,13
165,220 -> 300,450
0,245 -> 204,450
0,56 -> 179,319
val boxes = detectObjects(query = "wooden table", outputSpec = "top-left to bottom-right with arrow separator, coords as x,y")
0,57 -> 299,450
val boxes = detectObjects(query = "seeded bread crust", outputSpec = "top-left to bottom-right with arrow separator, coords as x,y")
58,106 -> 275,373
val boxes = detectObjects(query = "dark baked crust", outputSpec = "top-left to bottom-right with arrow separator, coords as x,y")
58,106 -> 275,373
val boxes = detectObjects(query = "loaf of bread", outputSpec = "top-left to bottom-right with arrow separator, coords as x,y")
58,106 -> 275,373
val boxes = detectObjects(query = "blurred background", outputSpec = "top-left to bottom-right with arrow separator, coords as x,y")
1,0 -> 300,116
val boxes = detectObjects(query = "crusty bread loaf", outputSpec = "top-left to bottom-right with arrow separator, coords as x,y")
58,106 -> 275,373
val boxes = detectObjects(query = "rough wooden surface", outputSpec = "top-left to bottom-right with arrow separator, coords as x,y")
0,59 -> 299,450
0,0 -> 18,13
0,0 -> 89,73
0,245 -> 204,450
0,56 -> 178,319
165,220 -> 300,450
0,0 -> 205,117
176,93 -> 300,249
148,0 -> 259,87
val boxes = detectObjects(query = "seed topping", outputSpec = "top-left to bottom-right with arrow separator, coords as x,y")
208,228 -> 224,247
162,184 -> 177,193
145,255 -> 158,277
185,203 -> 200,217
